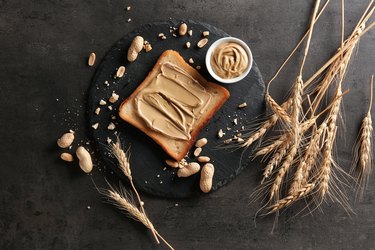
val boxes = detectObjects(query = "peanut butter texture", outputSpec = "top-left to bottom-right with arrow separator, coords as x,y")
134,62 -> 212,140
211,42 -> 249,79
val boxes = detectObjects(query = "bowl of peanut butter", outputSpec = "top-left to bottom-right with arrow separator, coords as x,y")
205,37 -> 253,84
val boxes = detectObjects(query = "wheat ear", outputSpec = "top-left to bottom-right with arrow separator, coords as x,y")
266,182 -> 316,214
102,186 -> 174,250
261,139 -> 291,184
265,94 -> 292,124
111,139 -> 159,244
351,75 -> 374,199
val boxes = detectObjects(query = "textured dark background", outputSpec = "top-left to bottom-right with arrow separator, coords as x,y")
1,0 -> 374,249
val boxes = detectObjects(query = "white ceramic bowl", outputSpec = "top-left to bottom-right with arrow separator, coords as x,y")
205,37 -> 253,84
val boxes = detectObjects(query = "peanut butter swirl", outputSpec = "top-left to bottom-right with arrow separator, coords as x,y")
135,62 -> 212,140
211,42 -> 249,79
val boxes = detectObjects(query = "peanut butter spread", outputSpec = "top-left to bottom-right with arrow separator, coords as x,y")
134,62 -> 212,140
211,42 -> 249,79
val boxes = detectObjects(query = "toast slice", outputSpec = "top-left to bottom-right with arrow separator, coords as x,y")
119,50 -> 230,161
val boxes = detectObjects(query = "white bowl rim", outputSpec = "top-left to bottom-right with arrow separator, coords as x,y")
205,37 -> 253,84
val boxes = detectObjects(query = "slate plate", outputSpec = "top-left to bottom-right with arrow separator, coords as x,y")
88,19 -> 265,198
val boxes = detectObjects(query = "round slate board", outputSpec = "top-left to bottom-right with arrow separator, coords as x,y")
88,19 -> 265,198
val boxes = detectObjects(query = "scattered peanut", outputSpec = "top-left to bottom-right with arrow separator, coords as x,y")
88,52 -> 96,66
116,66 -> 126,78
76,146 -> 93,173
179,23 -> 187,36
60,152 -> 74,162
185,41 -> 191,48
107,122 -> 116,130
57,132 -> 75,148
108,105 -> 113,111
238,102 -> 248,108
166,159 -> 179,168
195,138 -> 208,148
99,99 -> 107,105
188,58 -> 194,64
91,123 -> 99,130
109,92 -> 119,103
94,107 -> 100,115
198,156 -> 210,163
177,162 -> 200,177
194,147 -> 202,157
202,31 -> 209,37
188,30 -> 193,36
127,36 -> 144,62
200,163 -> 214,193
197,38 -> 208,48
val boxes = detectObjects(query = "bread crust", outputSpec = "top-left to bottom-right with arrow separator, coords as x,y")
119,50 -> 230,161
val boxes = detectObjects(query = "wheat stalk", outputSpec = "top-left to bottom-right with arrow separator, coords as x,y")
351,75 -> 374,199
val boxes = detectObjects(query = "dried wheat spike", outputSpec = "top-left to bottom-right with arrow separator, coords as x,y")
351,75 -> 373,199
269,142 -> 299,201
267,182 -> 315,214
256,118 -> 316,157
265,94 -> 292,124
261,139 -> 291,184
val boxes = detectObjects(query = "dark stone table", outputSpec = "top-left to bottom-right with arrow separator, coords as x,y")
1,0 -> 374,249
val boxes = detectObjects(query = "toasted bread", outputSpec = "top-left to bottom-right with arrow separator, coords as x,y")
119,50 -> 230,161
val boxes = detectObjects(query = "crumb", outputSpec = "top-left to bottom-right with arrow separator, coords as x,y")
172,33 -> 177,37
156,174 -> 160,178
186,41 -> 191,48
99,99 -> 107,105
202,31 -> 209,37
95,107 -> 100,115
188,58 -> 194,64
218,129 -> 225,138
160,180 -> 163,184
233,118 -> 238,125
91,123 -> 99,130
106,137 -> 112,144
145,180 -> 148,184
107,122 -> 116,130
144,43 -> 152,52
175,203 -> 179,207
126,6 -> 131,11
109,92 -> 119,103
127,18 -> 132,23
108,105 -> 113,111
140,201 -> 144,205
196,65 -> 201,70
87,206 -> 91,210
238,102 -> 247,108
188,30 -> 192,36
